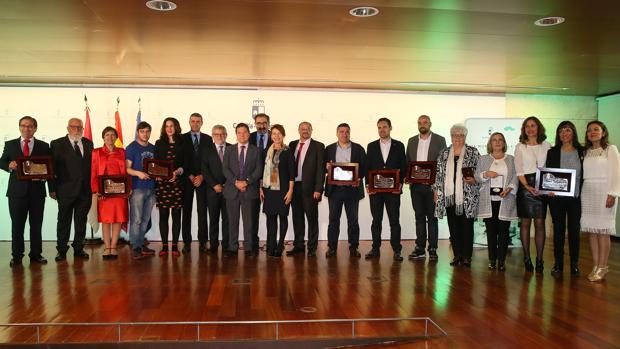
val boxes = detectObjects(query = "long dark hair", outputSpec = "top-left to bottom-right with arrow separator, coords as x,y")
585,120 -> 609,149
519,116 -> 547,144
553,120 -> 582,149
159,117 -> 182,143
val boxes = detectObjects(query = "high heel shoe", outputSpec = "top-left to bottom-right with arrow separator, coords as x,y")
535,259 -> 544,274
589,266 -> 608,282
109,248 -> 118,260
587,266 -> 598,280
171,244 -> 180,257
524,258 -> 534,272
102,248 -> 113,260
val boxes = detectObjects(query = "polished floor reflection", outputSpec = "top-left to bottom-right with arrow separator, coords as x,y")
0,237 -> 618,348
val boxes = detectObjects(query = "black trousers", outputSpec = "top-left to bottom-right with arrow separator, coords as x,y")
9,193 -> 45,259
160,207 -> 182,245
291,182 -> 320,252
369,192 -> 402,253
548,196 -> 581,266
182,180 -> 207,245
206,189 -> 229,250
250,198 -> 261,251
446,206 -> 474,259
484,201 -> 510,263
410,184 -> 439,251
56,188 -> 92,253
266,213 -> 288,253
327,187 -> 360,251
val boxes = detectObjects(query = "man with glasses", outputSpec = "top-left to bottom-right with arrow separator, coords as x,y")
1,116 -> 52,267
248,113 -> 272,252
49,118 -> 93,262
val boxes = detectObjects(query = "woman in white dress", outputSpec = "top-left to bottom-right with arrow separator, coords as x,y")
581,120 -> 620,282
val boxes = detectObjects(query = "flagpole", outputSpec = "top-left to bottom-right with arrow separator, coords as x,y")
84,95 -> 103,246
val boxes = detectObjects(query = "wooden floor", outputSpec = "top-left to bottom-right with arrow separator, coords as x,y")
0,237 -> 618,348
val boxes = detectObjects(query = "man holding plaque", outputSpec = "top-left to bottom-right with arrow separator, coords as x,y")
406,115 -> 446,261
365,118 -> 407,261
1,116 -> 51,267
324,123 -> 367,258
125,121 -> 157,259
49,118 -> 93,262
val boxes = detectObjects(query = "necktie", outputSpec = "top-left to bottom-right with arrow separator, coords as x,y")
258,134 -> 264,151
239,145 -> 246,179
23,139 -> 30,157
193,134 -> 199,152
74,141 -> 82,158
218,145 -> 224,162
295,142 -> 305,178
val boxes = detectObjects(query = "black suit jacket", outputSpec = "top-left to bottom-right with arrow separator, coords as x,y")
183,132 -> 214,176
250,131 -> 273,159
289,139 -> 325,195
155,138 -> 188,172
49,135 -> 93,200
0,137 -> 51,198
324,141 -> 366,200
202,142 -> 232,188
366,138 -> 407,186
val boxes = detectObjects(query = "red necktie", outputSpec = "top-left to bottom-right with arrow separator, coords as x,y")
295,142 -> 305,178
23,139 -> 30,157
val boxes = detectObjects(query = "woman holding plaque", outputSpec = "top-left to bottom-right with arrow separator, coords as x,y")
433,124 -> 480,267
475,132 -> 517,271
545,121 -> 585,277
91,126 -> 128,260
514,116 -> 551,273
581,121 -> 620,282
155,117 -> 186,257
259,124 -> 295,257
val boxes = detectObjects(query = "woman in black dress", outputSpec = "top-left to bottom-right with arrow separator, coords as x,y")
259,124 -> 295,257
155,117 -> 186,257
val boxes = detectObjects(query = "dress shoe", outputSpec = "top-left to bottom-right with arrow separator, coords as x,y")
141,246 -> 156,256
349,247 -> 361,258
286,247 -> 305,256
199,244 -> 208,254
488,260 -> 497,270
224,250 -> 238,257
428,249 -> 439,261
498,262 -> 506,272
408,249 -> 426,260
55,252 -> 67,262
30,255 -> 48,264
524,258 -> 534,272
364,250 -> 380,259
449,257 -> 462,266
307,250 -> 317,257
74,250 -> 90,259
181,244 -> 191,254
551,264 -> 563,277
132,248 -> 144,260
393,252 -> 403,262
244,250 -> 256,257
273,251 -> 282,258
9,258 -> 22,268
570,264 -> 580,276
462,258 -> 472,268
325,249 -> 337,258
535,259 -> 544,274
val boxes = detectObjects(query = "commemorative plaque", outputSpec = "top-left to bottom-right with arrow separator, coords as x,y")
535,167 -> 576,197
367,169 -> 401,193
405,161 -> 436,185
143,158 -> 172,180
327,162 -> 360,186
16,156 -> 54,180
99,175 -> 131,198
461,167 -> 475,179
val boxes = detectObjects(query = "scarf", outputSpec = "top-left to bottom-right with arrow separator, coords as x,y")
262,144 -> 287,190
444,146 -> 465,215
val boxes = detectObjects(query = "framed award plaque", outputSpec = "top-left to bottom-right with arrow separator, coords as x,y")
367,169 -> 401,193
16,156 -> 54,180
143,158 -> 172,180
405,161 -> 436,185
535,167 -> 576,197
99,175 -> 131,198
327,162 -> 360,186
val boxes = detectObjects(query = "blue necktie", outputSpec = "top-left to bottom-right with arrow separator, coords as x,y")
258,134 -> 264,151
193,134 -> 199,152
239,145 -> 246,179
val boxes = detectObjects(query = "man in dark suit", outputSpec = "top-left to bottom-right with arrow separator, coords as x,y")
181,112 -> 214,254
222,123 -> 263,257
202,124 -> 231,254
0,116 -> 51,267
365,118 -> 407,261
248,113 -> 272,252
49,118 -> 93,262
286,121 -> 325,257
406,115 -> 447,261
324,123 -> 366,258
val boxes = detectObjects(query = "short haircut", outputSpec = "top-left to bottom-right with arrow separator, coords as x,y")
554,120 -> 581,149
101,126 -> 118,139
19,116 -> 37,128
486,132 -> 507,154
519,116 -> 547,144
450,124 -> 468,137
337,123 -> 350,131
190,112 -> 203,120
299,121 -> 312,129
418,115 -> 431,123
136,121 -> 151,131
270,124 -> 286,137
255,113 -> 270,122
585,120 -> 610,149
212,124 -> 227,134
236,123 -> 250,132
377,117 -> 392,128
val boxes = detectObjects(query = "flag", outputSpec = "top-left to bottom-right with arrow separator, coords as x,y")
84,106 -> 93,141
114,110 -> 124,148
85,104 -> 99,234
134,109 -> 141,141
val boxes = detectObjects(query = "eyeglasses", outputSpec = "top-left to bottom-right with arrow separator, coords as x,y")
68,125 -> 84,130
212,133 -> 226,136
19,124 -> 35,129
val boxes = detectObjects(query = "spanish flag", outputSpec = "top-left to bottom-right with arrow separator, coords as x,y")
114,110 -> 124,148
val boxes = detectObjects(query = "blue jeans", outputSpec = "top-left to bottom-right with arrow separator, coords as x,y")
129,188 -> 156,248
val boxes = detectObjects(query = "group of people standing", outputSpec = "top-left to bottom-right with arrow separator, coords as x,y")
1,113 -> 617,282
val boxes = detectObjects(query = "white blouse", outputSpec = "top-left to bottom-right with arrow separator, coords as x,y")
514,141 -> 551,176
584,145 -> 620,197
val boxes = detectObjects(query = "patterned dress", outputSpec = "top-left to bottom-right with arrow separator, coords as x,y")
581,145 -> 620,235
155,142 -> 183,208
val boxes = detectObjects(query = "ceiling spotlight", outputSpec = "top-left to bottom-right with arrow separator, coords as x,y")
534,16 -> 565,27
146,0 -> 177,11
349,7 -> 379,17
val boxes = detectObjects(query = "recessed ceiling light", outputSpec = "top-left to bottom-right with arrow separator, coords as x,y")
349,7 -> 379,17
146,0 -> 177,11
534,16 -> 565,27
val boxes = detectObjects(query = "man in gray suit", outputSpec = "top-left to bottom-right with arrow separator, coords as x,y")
222,123 -> 263,257
406,115 -> 446,261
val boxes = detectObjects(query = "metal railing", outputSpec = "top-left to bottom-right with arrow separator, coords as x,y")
0,316 -> 447,344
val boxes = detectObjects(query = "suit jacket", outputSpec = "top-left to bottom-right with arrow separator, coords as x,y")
183,131 -> 214,177
202,142 -> 232,188
0,137 -> 51,198
49,135 -> 93,201
324,141 -> 367,200
366,138 -> 407,186
289,138 -> 325,195
222,143 -> 263,200
406,132 -> 447,163
250,130 -> 273,159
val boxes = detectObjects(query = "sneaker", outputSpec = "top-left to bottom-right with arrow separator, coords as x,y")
132,248 -> 144,260
428,249 -> 438,261
408,249 -> 426,260
141,246 -> 156,256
